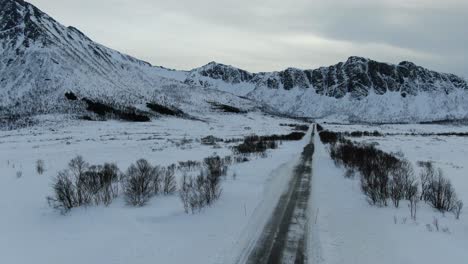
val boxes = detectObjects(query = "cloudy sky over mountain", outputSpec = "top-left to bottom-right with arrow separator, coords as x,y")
29,0 -> 468,77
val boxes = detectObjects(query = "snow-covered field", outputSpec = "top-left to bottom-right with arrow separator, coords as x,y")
0,112 -> 310,264
311,124 -> 468,264
3,115 -> 467,264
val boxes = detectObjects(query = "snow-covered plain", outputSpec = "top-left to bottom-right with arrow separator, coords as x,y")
0,112 -> 311,264
311,124 -> 468,264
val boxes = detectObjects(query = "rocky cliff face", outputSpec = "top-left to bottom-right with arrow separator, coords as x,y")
186,56 -> 467,99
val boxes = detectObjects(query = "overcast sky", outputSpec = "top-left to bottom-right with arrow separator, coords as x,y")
29,0 -> 468,77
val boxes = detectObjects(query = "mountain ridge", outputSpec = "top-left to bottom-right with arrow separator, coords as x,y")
185,56 -> 467,98
1,0 -> 468,124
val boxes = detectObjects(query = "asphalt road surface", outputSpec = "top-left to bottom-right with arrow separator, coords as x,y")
244,127 -> 315,264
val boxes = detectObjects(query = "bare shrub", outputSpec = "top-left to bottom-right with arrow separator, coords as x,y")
327,136 -> 421,208
204,156 -> 227,179
426,168 -> 457,212
123,159 -> 155,206
86,163 -> 120,206
36,159 -> 45,175
177,160 -> 201,171
234,155 -> 249,163
233,135 -> 278,155
179,174 -> 191,213
47,157 -> 121,212
409,195 -> 419,221
452,200 -> 463,220
162,164 -> 177,195
420,162 -> 436,201
151,166 -> 163,195
16,170 -> 22,178
390,160 -> 417,208
179,165 -> 224,214
47,170 -> 77,213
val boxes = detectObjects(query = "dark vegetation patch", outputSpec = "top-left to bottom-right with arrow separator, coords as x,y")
0,115 -> 37,130
233,135 -> 279,155
316,124 -> 324,132
233,132 -> 306,155
419,118 -> 468,125
201,135 -> 224,146
343,130 -> 384,137
48,157 -> 178,212
64,91 -> 78,100
318,130 -> 341,144
47,156 -> 120,213
389,132 -> 468,137
280,123 -> 310,132
80,115 -> 93,121
318,126 -> 463,217
179,155 -> 229,214
82,98 -> 150,122
261,132 -> 306,141
146,102 -> 185,117
208,102 -> 246,114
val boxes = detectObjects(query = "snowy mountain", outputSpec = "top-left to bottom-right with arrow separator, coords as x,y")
186,57 -> 467,98
186,58 -> 468,122
0,0 -> 258,121
1,0 -> 468,123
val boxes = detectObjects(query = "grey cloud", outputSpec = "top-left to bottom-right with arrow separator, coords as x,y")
28,0 -> 468,77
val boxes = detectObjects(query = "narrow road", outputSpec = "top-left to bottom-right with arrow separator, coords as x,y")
244,127 -> 315,264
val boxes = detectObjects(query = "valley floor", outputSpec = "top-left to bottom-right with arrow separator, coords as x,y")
1,115 -> 468,264
310,124 -> 468,264
0,112 -> 310,264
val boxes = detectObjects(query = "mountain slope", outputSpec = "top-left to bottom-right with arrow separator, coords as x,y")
0,0 -> 257,120
186,57 -> 467,98
1,0 -> 468,123
185,58 -> 468,122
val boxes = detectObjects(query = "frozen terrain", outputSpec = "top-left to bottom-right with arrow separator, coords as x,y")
310,124 -> 468,264
0,112 -> 313,264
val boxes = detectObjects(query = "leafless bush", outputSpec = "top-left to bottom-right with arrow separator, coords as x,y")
327,136 -> 422,208
162,164 -> 177,195
47,157 -> 121,212
123,159 -> 155,206
177,160 -> 201,171
16,170 -> 22,178
179,162 -> 224,214
420,162 -> 436,201
47,170 -> 77,213
426,168 -> 458,212
85,163 -> 120,206
36,159 -> 45,175
179,174 -> 192,213
409,195 -> 419,221
234,155 -> 249,163
204,156 -> 228,179
151,165 -> 163,195
390,160 -> 417,208
452,200 -> 463,220
233,135 -> 278,155
179,171 -> 207,214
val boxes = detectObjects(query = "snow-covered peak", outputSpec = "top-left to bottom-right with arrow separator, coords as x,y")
2,0 -> 468,123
